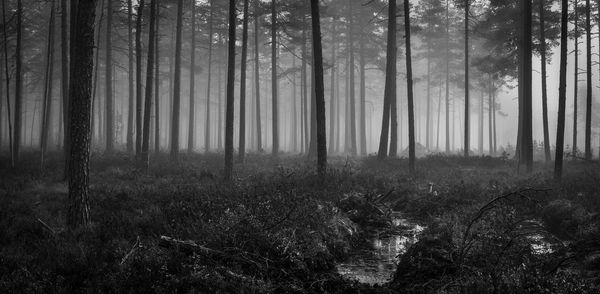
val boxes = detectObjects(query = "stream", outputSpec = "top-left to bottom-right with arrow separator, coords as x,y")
335,213 -> 425,285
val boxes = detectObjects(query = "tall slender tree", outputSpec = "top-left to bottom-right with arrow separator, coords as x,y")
61,0 -> 69,175
105,0 -> 114,152
126,0 -> 134,153
584,0 -> 592,160
224,0 -> 237,179
41,0 -> 57,167
141,0 -> 157,168
555,0 -> 568,178
135,0 -> 145,157
271,0 -> 279,155
463,0 -> 469,157
377,0 -> 397,160
14,0 -> 22,163
154,1 -> 160,152
254,0 -> 262,152
205,0 -> 214,152
67,0 -> 98,229
573,0 -> 579,156
519,0 -> 533,172
239,0 -> 250,162
539,0 -> 551,161
188,0 -> 196,153
405,0 -> 416,172
310,0 -> 327,174
2,0 -> 13,168
347,0 -> 357,156
170,0 -> 183,160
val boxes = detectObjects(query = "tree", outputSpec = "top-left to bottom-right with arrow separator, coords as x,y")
188,0 -> 196,153
377,0 -> 397,160
105,0 -> 114,152
14,0 -> 22,163
170,0 -> 183,160
463,0 -> 469,157
555,0 -> 568,178
224,0 -> 236,180
584,0 -> 592,160
154,2 -> 160,152
347,0 -> 357,156
538,0 -> 551,161
310,0 -> 326,174
41,0 -> 57,167
141,0 -> 157,168
67,0 -> 98,229
271,0 -> 279,155
254,0 -> 262,152
126,0 -> 134,153
405,0 -> 416,172
135,0 -> 145,158
2,0 -> 13,168
205,0 -> 214,152
61,0 -> 70,177
519,0 -> 533,171
239,0 -> 250,162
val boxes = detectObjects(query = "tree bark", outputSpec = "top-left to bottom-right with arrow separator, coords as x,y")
347,0 -> 357,156
519,0 -> 533,172
463,0 -> 469,157
205,0 -> 214,152
271,0 -> 279,155
224,0 -> 237,179
555,0 -> 568,179
539,0 -> 551,161
67,0 -> 98,229
105,0 -> 113,152
170,0 -> 183,160
445,0 -> 450,154
584,0 -> 592,160
404,0 -> 415,172
141,0 -> 157,168
135,0 -> 145,158
254,0 -> 262,152
60,0 -> 69,176
310,0 -> 327,174
573,0 -> 579,156
239,0 -> 249,161
154,2 -> 160,152
328,19 -> 336,155
127,0 -> 134,154
188,0 -> 196,153
377,0 -> 396,160
41,0 -> 57,167
14,0 -> 23,163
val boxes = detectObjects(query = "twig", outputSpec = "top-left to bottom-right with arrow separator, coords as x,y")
120,236 -> 141,266
36,218 -> 56,236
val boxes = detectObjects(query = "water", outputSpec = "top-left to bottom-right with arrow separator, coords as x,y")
336,215 -> 424,285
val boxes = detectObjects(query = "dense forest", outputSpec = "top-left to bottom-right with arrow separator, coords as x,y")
1,0 -> 600,292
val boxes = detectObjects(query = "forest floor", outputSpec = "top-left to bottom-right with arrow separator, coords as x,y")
1,151 -> 600,293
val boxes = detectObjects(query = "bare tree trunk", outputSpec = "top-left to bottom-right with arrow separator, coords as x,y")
404,0 -> 415,172
573,0 -> 579,156
463,0 -> 469,157
105,0 -> 113,152
310,0 -> 327,174
14,0 -> 23,164
478,91 -> 483,155
426,44 -> 431,150
154,2 -> 160,152
445,0 -> 450,154
291,56 -> 298,152
437,84 -> 442,150
359,29 -> 366,155
488,78 -> 493,155
41,1 -> 57,167
141,0 -> 157,168
347,0 -> 357,156
205,0 -> 213,152
254,0 -> 262,152
519,0 -> 533,172
555,0 -> 568,178
302,22 -> 308,153
224,0 -> 237,179
377,0 -> 396,160
135,0 -> 145,158
271,0 -> 279,155
584,0 -> 592,159
170,0 -> 183,160
60,0 -> 69,176
188,0 -> 196,153
67,0 -> 98,229
126,0 -> 134,153
239,0 -> 249,161
539,0 -> 551,161
328,19 -> 336,155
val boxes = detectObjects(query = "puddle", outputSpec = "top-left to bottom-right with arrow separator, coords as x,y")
336,214 -> 424,285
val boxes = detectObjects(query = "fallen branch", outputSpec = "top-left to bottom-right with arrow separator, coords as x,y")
120,236 -> 141,266
37,218 -> 56,236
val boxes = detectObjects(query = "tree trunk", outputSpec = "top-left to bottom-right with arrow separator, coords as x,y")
2,0 -> 13,168
518,0 -> 533,172
126,0 -> 134,153
271,0 -> 279,155
105,0 -> 113,152
141,0 -> 157,168
404,0 -> 415,172
555,0 -> 568,178
188,0 -> 196,153
359,29 -> 366,155
41,0 -> 57,167
488,78 -> 493,155
254,0 -> 262,152
292,55 -> 298,152
445,0 -> 450,154
239,0 -> 249,161
135,0 -> 145,158
224,0 -> 237,179
347,0 -> 357,156
328,19 -> 336,155
463,0 -> 469,157
67,0 -> 98,229
14,0 -> 23,164
426,44 -> 431,150
584,0 -> 592,159
479,91 -> 483,155
573,0 -> 579,156
170,0 -> 183,160
60,0 -> 69,176
310,0 -> 327,174
154,2 -> 160,152
205,0 -> 213,152
539,0 -> 551,161
302,22 -> 308,153
377,0 -> 396,160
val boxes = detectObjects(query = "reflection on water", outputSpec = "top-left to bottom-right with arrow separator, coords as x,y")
336,216 -> 424,285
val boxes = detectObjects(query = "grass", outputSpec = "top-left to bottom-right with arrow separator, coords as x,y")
1,151 -> 599,293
